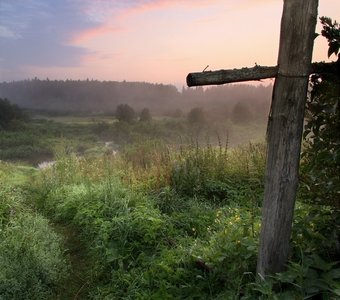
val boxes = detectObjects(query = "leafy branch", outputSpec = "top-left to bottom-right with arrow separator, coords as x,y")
320,17 -> 340,59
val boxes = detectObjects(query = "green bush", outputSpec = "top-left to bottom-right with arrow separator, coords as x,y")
0,98 -> 27,130
291,202 -> 340,261
187,107 -> 206,125
0,184 -> 68,300
139,107 -> 152,122
301,16 -> 340,209
247,254 -> 340,299
115,104 -> 136,123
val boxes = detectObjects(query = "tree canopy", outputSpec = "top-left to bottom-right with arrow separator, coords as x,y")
139,108 -> 152,122
115,104 -> 136,123
187,107 -> 206,125
0,98 -> 26,129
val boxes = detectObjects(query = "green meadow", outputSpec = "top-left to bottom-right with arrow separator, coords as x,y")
0,113 -> 339,299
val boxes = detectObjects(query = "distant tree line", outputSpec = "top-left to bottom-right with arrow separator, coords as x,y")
0,79 -> 272,123
0,79 -> 180,115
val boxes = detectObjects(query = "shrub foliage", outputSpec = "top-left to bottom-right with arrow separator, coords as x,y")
302,17 -> 340,208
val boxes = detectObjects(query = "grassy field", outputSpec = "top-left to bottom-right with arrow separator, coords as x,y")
32,114 -> 117,124
0,113 -> 267,164
0,115 -> 339,299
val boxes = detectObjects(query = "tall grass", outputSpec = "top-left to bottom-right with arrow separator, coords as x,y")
28,140 -> 268,298
172,142 -> 266,212
117,139 -> 173,191
24,139 -> 339,299
0,182 -> 69,300
115,139 -> 266,203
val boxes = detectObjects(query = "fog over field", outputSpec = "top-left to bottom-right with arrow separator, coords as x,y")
0,79 -> 272,123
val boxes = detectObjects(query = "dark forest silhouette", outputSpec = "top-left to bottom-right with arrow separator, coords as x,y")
0,79 -> 272,122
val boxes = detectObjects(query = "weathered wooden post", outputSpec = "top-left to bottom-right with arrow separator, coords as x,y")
186,0 -> 319,276
256,0 -> 318,276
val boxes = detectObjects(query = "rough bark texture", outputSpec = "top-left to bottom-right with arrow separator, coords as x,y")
257,0 -> 318,277
186,66 -> 278,86
186,62 -> 336,86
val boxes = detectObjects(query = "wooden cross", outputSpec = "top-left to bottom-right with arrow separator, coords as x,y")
186,0 -> 336,277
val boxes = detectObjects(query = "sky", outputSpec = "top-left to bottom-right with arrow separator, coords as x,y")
0,0 -> 339,88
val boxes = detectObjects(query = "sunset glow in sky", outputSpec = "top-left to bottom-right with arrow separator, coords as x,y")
1,0 -> 339,87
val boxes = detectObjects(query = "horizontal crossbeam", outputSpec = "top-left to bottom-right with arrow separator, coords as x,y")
186,62 -> 338,87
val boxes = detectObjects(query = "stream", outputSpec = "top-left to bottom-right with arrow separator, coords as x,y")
36,141 -> 118,170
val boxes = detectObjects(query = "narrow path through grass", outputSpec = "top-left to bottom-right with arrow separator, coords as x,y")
53,223 -> 94,299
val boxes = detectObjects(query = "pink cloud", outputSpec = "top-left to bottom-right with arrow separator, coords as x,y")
85,0 -> 221,24
119,0 -> 219,17
70,0 -> 219,45
71,25 -> 124,44
81,51 -> 123,64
